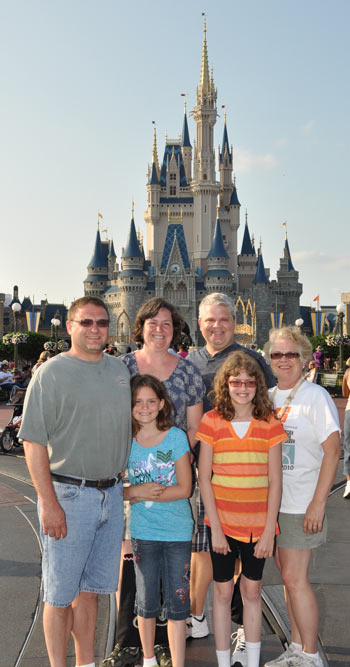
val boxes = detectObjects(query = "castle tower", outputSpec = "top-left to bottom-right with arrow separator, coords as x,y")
252,245 -> 272,345
273,229 -> 302,325
191,18 -> 220,268
84,226 -> 109,297
181,100 -> 192,183
217,115 -> 240,280
237,212 -> 257,290
108,239 -> 117,280
145,127 -> 161,266
204,209 -> 232,295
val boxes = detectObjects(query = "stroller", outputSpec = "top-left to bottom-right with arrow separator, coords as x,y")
0,385 -> 26,453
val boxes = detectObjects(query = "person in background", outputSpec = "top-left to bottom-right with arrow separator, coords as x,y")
32,351 -> 52,375
342,357 -> 350,499
264,326 -> 340,667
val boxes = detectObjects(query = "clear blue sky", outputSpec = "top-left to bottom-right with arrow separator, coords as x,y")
1,0 -> 349,309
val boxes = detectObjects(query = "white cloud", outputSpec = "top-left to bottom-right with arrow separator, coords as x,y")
302,120 -> 314,134
234,148 -> 278,173
294,250 -> 348,271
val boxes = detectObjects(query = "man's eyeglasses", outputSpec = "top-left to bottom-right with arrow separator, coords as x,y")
228,379 -> 257,388
270,352 -> 300,360
70,319 -> 109,328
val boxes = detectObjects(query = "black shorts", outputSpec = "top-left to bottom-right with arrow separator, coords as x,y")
207,527 -> 265,582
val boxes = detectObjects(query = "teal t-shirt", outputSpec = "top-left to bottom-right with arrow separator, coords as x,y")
128,426 -> 193,541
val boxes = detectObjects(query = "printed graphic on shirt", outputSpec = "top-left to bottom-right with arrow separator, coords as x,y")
276,407 -> 295,471
129,451 -> 175,486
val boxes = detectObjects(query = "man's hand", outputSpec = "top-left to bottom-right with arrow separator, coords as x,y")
41,500 -> 67,540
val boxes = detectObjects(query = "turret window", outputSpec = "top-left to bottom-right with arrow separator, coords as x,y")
170,186 -> 176,195
169,173 -> 176,181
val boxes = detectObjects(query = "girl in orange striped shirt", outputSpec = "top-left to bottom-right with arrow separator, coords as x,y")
197,351 -> 285,667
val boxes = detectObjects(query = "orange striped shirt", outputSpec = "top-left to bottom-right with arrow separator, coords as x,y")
196,410 -> 286,542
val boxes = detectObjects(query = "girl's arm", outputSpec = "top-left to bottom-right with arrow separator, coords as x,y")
186,402 -> 203,450
254,442 -> 282,559
198,440 -> 231,555
157,452 -> 192,501
124,482 -> 165,503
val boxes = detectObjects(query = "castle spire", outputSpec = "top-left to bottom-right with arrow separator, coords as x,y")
152,126 -> 160,175
240,212 -> 255,255
253,248 -> 269,284
181,101 -> 191,147
199,17 -> 210,97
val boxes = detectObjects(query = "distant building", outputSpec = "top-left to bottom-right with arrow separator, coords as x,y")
2,285 -> 67,338
84,20 -> 302,348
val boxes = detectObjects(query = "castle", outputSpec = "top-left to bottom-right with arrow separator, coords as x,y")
84,21 -> 302,349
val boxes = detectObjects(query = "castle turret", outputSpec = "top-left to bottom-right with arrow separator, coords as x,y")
145,127 -> 161,265
237,212 -> 257,290
181,100 -> 192,183
219,113 -> 233,209
204,210 -> 232,295
108,239 -> 117,279
274,228 -> 302,324
84,226 -> 109,297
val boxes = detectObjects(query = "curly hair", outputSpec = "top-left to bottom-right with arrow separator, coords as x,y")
132,297 -> 184,347
263,326 -> 313,364
130,374 -> 174,436
211,350 -> 274,422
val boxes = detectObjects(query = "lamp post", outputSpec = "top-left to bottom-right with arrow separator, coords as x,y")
51,318 -> 61,353
295,318 -> 304,330
336,303 -> 346,372
11,302 -> 21,374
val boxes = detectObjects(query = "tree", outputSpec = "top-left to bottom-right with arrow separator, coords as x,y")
2,332 -> 50,365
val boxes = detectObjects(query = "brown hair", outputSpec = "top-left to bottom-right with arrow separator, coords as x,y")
212,350 -> 274,421
68,296 -> 109,321
130,374 -> 174,436
132,297 -> 184,347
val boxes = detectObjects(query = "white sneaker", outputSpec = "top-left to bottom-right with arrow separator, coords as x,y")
265,647 -> 318,667
231,626 -> 246,667
343,480 -> 350,498
185,614 -> 209,639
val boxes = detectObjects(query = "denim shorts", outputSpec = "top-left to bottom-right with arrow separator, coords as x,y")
39,480 -> 124,607
131,538 -> 191,620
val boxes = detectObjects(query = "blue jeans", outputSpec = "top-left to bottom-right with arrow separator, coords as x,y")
344,410 -> 350,476
131,538 -> 191,620
39,480 -> 124,607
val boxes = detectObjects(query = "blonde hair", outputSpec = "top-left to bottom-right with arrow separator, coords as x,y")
263,326 -> 313,364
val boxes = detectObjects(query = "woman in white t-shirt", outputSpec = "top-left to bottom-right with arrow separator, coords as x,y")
263,327 -> 341,667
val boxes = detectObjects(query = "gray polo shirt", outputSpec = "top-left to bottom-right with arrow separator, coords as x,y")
188,342 -> 276,413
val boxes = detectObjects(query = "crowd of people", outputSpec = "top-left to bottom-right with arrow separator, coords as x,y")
17,293 -> 342,667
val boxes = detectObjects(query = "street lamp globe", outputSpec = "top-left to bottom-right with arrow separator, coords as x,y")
11,302 -> 21,314
336,303 -> 346,315
295,318 -> 304,328
51,318 -> 61,327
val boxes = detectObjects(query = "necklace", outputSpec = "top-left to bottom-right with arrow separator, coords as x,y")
271,376 -> 305,420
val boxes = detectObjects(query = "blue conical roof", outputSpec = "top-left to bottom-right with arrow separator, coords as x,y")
230,184 -> 240,206
220,122 -> 232,163
150,161 -> 159,185
108,239 -> 116,258
123,219 -> 143,258
284,238 -> 295,271
88,230 -> 108,268
207,218 -> 228,258
253,252 -> 268,284
182,112 -> 191,147
241,223 -> 255,255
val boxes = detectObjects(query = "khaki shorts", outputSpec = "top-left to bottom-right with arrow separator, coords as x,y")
276,512 -> 327,550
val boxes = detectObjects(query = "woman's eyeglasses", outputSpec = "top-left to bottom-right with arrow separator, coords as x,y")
270,352 -> 300,360
70,319 -> 109,328
228,379 -> 257,388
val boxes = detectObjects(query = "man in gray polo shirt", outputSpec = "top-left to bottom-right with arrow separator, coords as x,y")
187,293 -> 275,664
20,296 -> 131,667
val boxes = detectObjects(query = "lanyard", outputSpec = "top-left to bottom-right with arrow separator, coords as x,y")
271,376 -> 305,421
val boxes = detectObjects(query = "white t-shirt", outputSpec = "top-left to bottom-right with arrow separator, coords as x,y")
269,381 -> 340,513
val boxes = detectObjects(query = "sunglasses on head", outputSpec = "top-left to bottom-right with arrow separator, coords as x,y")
228,379 -> 257,388
270,352 -> 300,360
70,319 -> 109,328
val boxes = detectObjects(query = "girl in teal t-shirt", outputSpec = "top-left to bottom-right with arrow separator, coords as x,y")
125,374 -> 193,667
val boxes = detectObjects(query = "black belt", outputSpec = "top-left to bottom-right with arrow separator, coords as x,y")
51,473 -> 122,489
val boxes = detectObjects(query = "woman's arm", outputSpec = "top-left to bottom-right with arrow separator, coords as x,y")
254,443 -> 282,559
198,440 -> 230,554
303,430 -> 341,534
157,452 -> 192,501
186,402 -> 203,449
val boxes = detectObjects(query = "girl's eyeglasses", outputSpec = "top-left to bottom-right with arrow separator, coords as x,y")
228,379 -> 257,388
270,352 -> 300,360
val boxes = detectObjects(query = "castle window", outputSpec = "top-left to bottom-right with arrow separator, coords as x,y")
170,186 -> 176,196
169,173 -> 176,181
